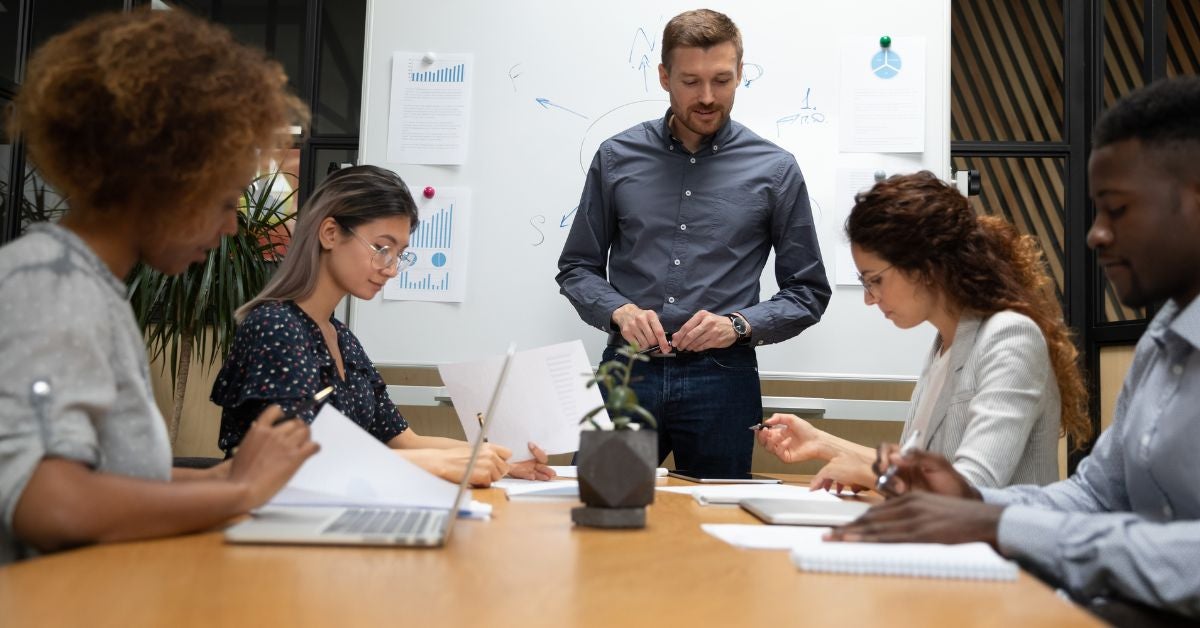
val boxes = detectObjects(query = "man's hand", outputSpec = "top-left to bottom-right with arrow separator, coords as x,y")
672,310 -> 738,352
612,304 -> 671,354
826,492 -> 1005,548
873,446 -> 980,499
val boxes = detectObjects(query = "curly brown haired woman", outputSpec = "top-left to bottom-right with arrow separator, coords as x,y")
757,171 -> 1089,492
0,10 -> 316,564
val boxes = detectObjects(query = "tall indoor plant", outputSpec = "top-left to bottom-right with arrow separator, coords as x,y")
127,171 -> 295,445
573,344 -> 659,529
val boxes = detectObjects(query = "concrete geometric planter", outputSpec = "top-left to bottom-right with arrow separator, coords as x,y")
571,428 -> 657,528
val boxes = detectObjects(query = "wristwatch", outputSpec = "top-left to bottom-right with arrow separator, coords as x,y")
727,313 -> 750,343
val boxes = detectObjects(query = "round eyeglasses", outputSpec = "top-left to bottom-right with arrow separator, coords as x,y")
856,265 -> 893,298
345,226 -> 416,271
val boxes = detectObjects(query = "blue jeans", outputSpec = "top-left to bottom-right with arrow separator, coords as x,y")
599,344 -> 762,476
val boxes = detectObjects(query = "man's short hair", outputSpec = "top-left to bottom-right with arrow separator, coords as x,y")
1094,76 -> 1200,154
661,9 -> 742,71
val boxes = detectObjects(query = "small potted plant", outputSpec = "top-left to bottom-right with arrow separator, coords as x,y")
572,344 -> 659,529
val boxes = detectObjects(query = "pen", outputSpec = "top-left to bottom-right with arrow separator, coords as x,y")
747,423 -> 785,431
875,429 -> 922,493
274,385 -> 334,425
476,412 -> 489,443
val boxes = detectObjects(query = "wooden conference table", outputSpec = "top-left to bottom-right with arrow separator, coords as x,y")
0,474 -> 1099,627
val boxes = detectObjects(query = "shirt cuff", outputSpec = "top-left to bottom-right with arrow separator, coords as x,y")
980,486 -> 1022,506
997,505 -> 1069,574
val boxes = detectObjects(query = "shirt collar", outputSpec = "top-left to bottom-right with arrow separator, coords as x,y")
656,108 -> 736,154
1158,297 -> 1200,351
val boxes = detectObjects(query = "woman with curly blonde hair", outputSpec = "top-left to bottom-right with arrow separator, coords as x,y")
758,171 -> 1089,492
0,10 -> 316,564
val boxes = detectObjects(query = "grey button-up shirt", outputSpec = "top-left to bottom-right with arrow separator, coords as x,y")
980,297 -> 1200,617
556,111 -> 830,345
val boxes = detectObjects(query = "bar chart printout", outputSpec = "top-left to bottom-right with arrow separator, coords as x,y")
383,187 -> 470,303
388,52 -> 474,164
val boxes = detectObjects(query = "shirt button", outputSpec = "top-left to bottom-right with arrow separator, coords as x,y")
713,145 -> 720,152
680,224 -> 687,230
1141,433 -> 1151,448
1163,504 -> 1174,518
1172,364 -> 1184,376
674,259 -> 681,266
684,190 -> 692,197
668,297 -> 676,304
689,157 -> 696,164
669,146 -> 674,151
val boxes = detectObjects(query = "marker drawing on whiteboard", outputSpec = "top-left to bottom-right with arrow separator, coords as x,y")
534,97 -> 588,120
529,215 -> 546,246
508,63 -> 523,92
742,63 -> 764,88
560,205 -> 579,229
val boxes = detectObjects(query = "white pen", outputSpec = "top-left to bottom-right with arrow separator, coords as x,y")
875,429 -> 922,493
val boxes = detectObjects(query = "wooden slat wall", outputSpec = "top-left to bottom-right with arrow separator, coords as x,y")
1168,0 -> 1200,76
952,0 -> 1064,142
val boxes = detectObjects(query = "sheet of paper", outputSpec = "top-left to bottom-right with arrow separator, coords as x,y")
492,478 -> 580,499
387,52 -> 473,164
382,187 -> 470,302
839,37 -> 926,153
438,340 -> 607,462
701,524 -> 831,550
549,466 -> 667,479
656,484 -> 843,505
269,405 -> 462,510
833,168 -> 883,286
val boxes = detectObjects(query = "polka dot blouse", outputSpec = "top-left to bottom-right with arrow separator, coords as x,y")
211,300 -> 408,456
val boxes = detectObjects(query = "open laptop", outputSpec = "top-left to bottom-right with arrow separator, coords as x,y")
224,345 -> 516,547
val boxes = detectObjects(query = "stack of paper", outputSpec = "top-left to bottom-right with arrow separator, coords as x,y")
491,478 -> 579,500
701,524 -> 831,550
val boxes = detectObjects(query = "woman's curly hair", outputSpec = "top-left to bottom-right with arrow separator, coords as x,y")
847,171 -> 1091,446
8,9 -> 308,215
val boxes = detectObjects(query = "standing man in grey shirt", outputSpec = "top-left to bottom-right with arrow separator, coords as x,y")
557,9 -> 829,476
828,76 -> 1200,622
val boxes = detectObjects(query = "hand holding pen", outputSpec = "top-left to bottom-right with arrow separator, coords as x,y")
874,430 -> 922,496
872,439 -> 981,500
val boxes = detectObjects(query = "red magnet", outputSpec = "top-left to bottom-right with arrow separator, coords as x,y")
423,186 -> 436,199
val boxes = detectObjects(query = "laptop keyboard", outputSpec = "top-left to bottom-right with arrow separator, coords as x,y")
322,508 -> 446,538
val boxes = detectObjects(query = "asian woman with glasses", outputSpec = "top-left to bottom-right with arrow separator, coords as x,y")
211,166 -> 555,486
756,171 -> 1090,493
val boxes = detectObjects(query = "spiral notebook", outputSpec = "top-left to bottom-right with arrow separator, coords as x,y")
791,542 -> 1018,581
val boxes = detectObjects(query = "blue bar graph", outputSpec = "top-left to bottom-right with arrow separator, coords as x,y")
409,63 -> 466,83
396,271 -> 450,291
412,204 -> 454,249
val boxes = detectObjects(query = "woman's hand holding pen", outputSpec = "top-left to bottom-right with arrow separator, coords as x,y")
228,405 -> 320,510
507,442 -> 557,481
754,414 -> 832,464
871,445 -> 980,500
403,444 -> 512,487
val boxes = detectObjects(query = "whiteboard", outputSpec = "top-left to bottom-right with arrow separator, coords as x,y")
351,0 -> 948,378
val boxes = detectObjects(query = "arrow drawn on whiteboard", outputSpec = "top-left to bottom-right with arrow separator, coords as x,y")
560,205 -> 579,229
638,55 -> 651,92
529,215 -> 546,246
508,63 -> 522,92
534,98 -> 588,120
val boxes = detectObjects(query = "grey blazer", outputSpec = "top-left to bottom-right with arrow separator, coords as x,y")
898,311 -> 1060,488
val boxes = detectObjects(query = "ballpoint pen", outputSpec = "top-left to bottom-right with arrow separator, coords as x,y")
274,385 -> 334,425
875,429 -> 922,493
747,422 -> 786,431
476,412 -> 489,443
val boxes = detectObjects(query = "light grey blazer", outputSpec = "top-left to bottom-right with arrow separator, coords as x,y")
898,311 -> 1060,488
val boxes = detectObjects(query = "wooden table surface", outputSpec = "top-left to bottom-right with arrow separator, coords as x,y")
0,475 -> 1099,627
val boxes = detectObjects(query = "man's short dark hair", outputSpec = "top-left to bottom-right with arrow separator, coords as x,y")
1094,76 -> 1200,149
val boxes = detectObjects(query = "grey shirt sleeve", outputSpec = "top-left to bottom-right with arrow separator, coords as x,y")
736,159 -> 830,344
556,148 -> 632,331
0,287 -> 107,533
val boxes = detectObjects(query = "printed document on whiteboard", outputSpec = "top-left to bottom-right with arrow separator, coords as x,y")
382,187 -> 470,303
388,52 -> 473,164
838,37 -> 926,153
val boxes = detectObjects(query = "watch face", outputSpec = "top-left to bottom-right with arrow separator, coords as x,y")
731,315 -> 747,335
